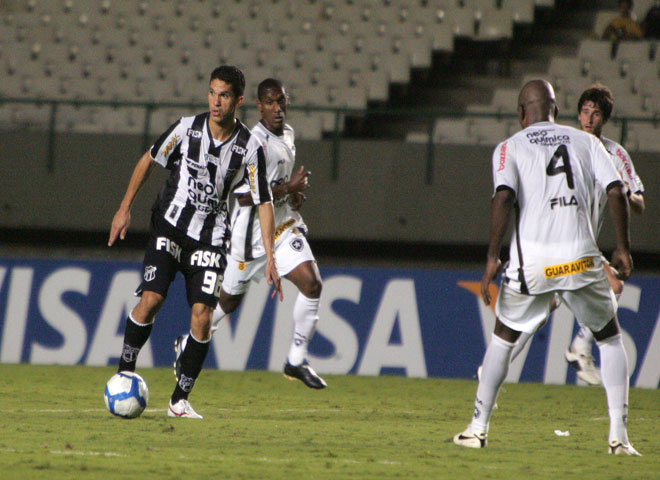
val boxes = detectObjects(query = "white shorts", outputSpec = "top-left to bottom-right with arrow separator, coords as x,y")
496,277 -> 617,334
222,227 -> 315,295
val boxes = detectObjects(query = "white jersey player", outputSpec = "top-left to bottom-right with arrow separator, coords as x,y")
454,80 -> 639,455
174,78 -> 326,389
501,84 -> 646,386
228,120 -> 309,264
563,84 -> 646,383
493,121 -> 617,297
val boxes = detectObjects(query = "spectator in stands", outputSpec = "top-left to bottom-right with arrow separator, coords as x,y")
641,0 -> 660,39
601,0 -> 643,42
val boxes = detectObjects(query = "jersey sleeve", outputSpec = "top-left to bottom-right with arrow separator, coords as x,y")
592,138 -> 622,192
611,145 -> 644,194
232,177 -> 250,195
492,140 -> 517,195
245,144 -> 273,205
150,118 -> 185,168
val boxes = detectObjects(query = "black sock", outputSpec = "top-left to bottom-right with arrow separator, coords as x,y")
171,334 -> 210,403
118,315 -> 153,372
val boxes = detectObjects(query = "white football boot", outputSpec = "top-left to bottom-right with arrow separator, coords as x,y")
168,399 -> 202,419
608,440 -> 641,456
565,348 -> 601,385
453,427 -> 487,448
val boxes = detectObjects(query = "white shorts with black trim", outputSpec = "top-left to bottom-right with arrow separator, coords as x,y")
495,277 -> 617,334
222,227 -> 315,295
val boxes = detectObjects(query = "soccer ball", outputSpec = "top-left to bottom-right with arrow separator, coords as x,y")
104,371 -> 149,418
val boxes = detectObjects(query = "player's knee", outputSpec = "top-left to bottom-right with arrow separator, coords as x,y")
611,279 -> 624,295
219,292 -> 243,314
302,277 -> 322,299
190,304 -> 213,339
593,318 -> 620,342
134,291 -> 165,321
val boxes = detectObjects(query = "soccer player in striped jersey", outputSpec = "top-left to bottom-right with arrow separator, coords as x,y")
454,80 -> 640,455
108,66 -> 282,419
174,78 -> 326,389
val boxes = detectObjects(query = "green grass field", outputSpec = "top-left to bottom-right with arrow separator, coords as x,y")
0,364 -> 657,479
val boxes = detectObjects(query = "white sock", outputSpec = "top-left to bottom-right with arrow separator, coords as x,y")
210,305 -> 228,334
510,331 -> 532,362
571,325 -> 594,354
287,293 -> 319,366
598,334 -> 629,444
470,334 -> 514,435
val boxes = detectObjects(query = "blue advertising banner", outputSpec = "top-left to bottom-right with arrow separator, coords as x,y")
0,257 -> 658,388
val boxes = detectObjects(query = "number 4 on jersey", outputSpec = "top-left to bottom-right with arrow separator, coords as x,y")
546,145 -> 574,189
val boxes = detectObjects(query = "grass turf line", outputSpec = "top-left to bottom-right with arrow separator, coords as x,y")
0,364 -> 657,479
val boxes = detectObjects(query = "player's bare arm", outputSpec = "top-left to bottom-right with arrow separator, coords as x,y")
288,191 -> 306,211
257,202 -> 283,301
606,184 -> 632,280
481,188 -> 514,305
628,192 -> 645,214
237,166 -> 311,207
108,151 -> 156,246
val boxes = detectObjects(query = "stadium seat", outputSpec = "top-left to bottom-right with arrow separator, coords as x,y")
286,110 -> 324,140
444,5 -> 476,37
578,40 -> 617,76
548,56 -> 585,77
384,53 -> 412,84
148,107 -> 183,135
627,121 -> 660,152
241,107 -> 261,130
433,118 -> 474,144
592,11 -> 618,39
8,102 -> 51,129
628,65 -> 660,97
393,35 -> 433,68
501,0 -> 535,24
471,117 -> 519,146
424,21 -> 455,52
616,41 -> 655,78
0,74 -> 29,98
333,86 -> 367,109
475,9 -> 514,40
354,70 -> 390,102
56,104 -> 100,133
491,88 -> 520,112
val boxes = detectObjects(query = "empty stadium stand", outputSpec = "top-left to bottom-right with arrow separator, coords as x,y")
0,0 -> 658,150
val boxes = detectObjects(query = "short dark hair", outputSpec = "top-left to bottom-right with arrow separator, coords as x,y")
577,84 -> 614,122
210,65 -> 245,97
257,78 -> 285,101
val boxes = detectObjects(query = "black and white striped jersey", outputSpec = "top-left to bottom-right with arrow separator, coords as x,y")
149,112 -> 272,247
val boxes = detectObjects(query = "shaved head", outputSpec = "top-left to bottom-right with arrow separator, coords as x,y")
517,79 -> 558,128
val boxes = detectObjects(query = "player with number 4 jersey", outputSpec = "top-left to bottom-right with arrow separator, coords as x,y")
454,80 -> 637,455
493,121 -> 620,296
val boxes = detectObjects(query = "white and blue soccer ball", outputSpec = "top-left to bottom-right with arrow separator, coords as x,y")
104,371 -> 149,418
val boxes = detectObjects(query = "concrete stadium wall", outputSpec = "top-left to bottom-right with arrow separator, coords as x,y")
0,132 -> 657,252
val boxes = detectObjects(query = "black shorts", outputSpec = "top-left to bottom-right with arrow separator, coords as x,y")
136,214 -> 227,308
